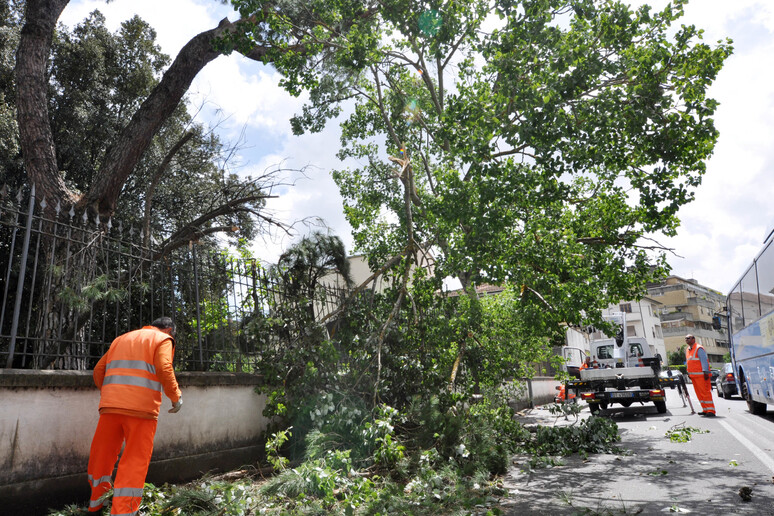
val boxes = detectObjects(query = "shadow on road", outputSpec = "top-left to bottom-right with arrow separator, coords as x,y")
500,405 -> 773,515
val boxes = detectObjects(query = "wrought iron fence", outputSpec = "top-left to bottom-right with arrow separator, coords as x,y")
0,184 -> 348,371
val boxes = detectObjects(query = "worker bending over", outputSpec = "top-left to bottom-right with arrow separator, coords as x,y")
87,317 -> 183,514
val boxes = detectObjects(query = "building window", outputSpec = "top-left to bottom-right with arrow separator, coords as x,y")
620,303 -> 632,313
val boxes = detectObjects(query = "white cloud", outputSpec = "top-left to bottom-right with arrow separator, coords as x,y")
244,127 -> 354,263
190,58 -> 307,136
657,1 -> 774,293
60,0 -> 231,55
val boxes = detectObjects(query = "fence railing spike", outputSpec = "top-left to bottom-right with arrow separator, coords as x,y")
107,217 -> 112,231
82,210 -> 88,224
94,212 -> 100,226
68,205 -> 75,219
16,187 -> 23,203
55,200 -> 62,214
39,197 -> 47,210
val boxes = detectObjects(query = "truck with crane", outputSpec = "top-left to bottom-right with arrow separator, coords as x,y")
563,312 -> 685,415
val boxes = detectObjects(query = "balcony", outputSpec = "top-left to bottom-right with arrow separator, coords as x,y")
660,311 -> 695,322
662,326 -> 726,342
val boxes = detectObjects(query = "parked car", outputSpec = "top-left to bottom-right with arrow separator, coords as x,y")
660,369 -> 690,397
660,369 -> 685,381
716,362 -> 738,398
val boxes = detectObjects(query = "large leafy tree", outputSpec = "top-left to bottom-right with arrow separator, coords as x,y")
229,0 -> 731,335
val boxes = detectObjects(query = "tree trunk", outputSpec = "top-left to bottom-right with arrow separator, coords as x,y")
16,0 -> 76,209
79,17 -> 270,216
16,2 -> 270,217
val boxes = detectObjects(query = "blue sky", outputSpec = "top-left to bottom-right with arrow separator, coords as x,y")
61,0 -> 774,294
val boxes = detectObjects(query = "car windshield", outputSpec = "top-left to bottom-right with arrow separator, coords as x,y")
597,345 -> 613,359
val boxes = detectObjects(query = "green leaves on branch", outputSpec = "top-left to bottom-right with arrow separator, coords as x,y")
226,0 -> 731,337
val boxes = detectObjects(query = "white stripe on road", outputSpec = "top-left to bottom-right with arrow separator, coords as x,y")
718,420 -> 774,474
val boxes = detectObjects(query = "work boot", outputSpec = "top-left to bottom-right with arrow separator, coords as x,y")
704,412 -> 716,417
697,411 -> 707,416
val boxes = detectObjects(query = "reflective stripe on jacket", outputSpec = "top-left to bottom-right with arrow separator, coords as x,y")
97,327 -> 175,418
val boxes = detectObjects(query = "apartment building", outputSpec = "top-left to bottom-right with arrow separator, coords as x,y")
646,275 -> 728,366
586,297 -> 667,362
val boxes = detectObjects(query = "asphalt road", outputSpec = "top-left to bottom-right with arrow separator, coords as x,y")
501,384 -> 774,515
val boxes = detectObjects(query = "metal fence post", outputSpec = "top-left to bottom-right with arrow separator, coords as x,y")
191,241 -> 203,369
6,185 -> 36,368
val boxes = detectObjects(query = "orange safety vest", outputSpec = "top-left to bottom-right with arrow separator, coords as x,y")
99,326 -> 174,418
555,384 -> 576,402
685,342 -> 705,376
685,341 -> 716,414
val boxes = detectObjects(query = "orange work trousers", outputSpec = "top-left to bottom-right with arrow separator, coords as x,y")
688,372 -> 716,415
87,413 -> 157,514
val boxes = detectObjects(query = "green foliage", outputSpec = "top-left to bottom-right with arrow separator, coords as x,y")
152,480 -> 255,516
56,274 -> 128,311
547,400 -> 585,422
672,364 -> 687,375
49,11 -> 170,193
361,405 -> 406,468
48,480 -> 255,516
266,427 -> 293,472
522,416 -> 623,468
668,345 -> 687,366
0,1 -> 25,188
665,423 -> 709,443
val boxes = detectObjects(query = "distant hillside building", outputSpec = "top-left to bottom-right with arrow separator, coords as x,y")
646,275 -> 728,366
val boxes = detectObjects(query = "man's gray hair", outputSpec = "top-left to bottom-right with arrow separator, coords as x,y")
151,317 -> 175,332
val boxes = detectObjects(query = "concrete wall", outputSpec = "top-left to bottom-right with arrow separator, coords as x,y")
509,377 -> 561,411
0,370 -> 270,515
0,370 -> 559,514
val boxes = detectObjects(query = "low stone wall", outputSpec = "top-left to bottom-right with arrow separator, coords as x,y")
0,370 -> 270,515
0,371 -> 559,514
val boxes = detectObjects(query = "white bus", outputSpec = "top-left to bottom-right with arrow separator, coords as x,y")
727,225 -> 774,415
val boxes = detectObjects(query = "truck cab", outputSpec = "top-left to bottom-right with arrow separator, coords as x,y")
591,337 -> 656,369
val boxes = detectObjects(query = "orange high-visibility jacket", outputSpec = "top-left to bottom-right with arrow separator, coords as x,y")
685,343 -> 707,375
93,326 -> 181,420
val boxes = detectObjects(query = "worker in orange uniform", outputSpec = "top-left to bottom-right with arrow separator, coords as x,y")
555,383 -> 576,402
87,317 -> 183,514
685,334 -> 715,417
579,356 -> 600,370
